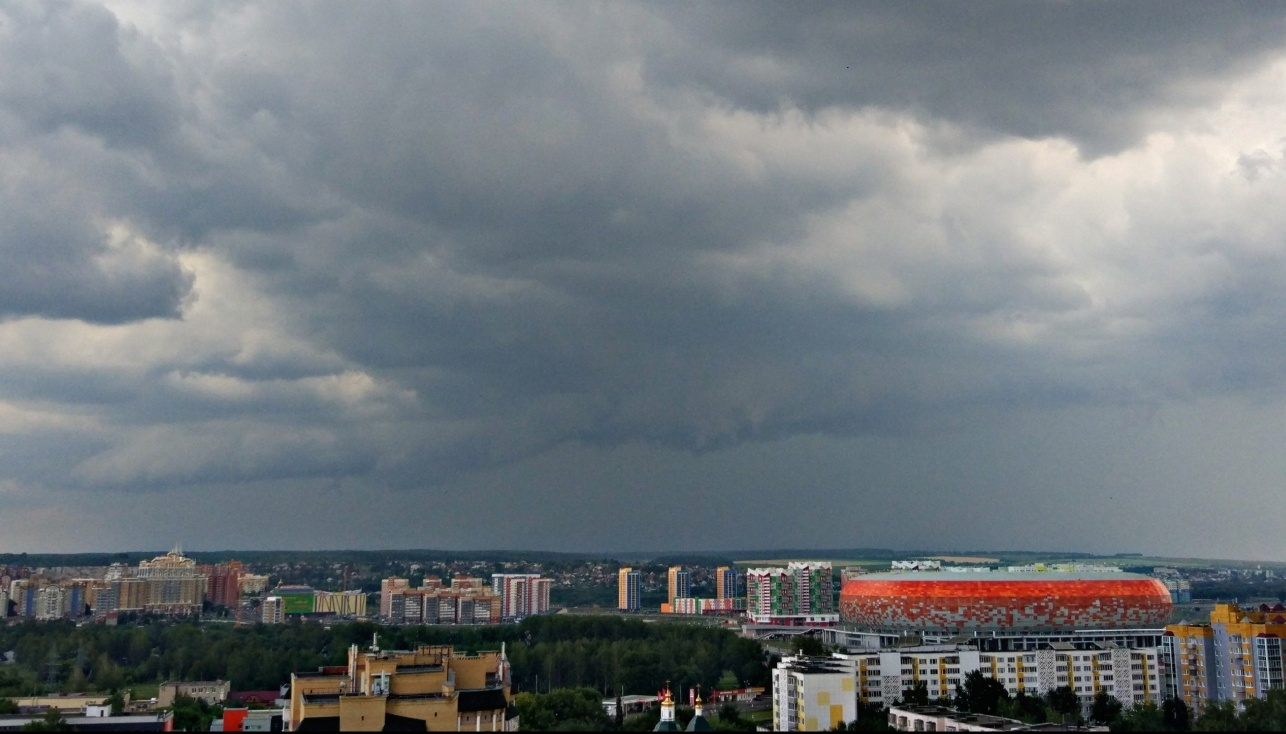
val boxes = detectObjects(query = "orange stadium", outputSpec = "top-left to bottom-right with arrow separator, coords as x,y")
839,571 -> 1172,631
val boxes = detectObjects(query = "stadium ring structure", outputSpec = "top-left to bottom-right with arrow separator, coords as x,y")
839,571 -> 1173,632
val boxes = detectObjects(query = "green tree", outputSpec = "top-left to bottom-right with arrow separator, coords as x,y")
1091,690 -> 1124,726
0,699 -> 17,714
166,693 -> 222,733
790,635 -> 826,657
19,708 -> 67,732
997,690 -> 1046,724
847,702 -> 894,731
712,701 -> 755,732
1111,701 -> 1166,732
716,670 -> 740,691
954,671 -> 1009,715
514,687 -> 611,732
1193,700 -> 1243,732
899,680 -> 930,706
1239,688 -> 1286,731
106,690 -> 127,716
1045,686 -> 1080,720
1161,697 -> 1190,731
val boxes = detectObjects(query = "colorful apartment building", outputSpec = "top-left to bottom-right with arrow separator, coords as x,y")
746,562 -> 837,626
1163,602 -> 1286,716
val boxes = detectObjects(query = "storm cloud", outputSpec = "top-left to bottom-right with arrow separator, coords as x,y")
3,1 -> 1286,556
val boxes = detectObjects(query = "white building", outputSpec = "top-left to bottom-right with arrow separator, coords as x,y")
262,596 -> 283,624
35,586 -> 64,621
772,656 -> 860,732
887,704 -> 1029,732
832,643 -> 1161,711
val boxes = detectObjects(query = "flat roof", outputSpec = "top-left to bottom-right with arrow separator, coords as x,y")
851,570 -> 1150,582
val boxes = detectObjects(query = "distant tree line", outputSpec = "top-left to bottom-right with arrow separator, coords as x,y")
0,616 -> 768,698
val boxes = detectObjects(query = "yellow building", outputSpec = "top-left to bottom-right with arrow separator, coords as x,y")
618,567 -> 640,611
103,548 -> 207,616
290,644 -> 515,732
666,567 -> 690,607
1163,602 -> 1286,715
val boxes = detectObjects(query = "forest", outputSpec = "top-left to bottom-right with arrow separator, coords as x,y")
0,615 -> 769,700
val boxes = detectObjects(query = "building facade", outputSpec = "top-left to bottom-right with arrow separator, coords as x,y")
289,644 -> 515,732
772,656 -> 859,732
618,568 -> 641,612
382,577 -> 503,625
1163,603 -> 1286,716
491,574 -> 552,619
715,567 -> 738,600
262,596 -> 284,624
746,562 -> 837,626
831,643 -> 1161,710
667,567 -> 691,607
158,680 -> 231,707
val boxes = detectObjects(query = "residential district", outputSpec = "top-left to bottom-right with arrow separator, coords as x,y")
0,549 -> 1283,731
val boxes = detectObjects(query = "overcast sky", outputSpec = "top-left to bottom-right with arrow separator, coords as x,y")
3,2 -> 1286,558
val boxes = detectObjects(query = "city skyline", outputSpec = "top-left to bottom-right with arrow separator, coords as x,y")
3,2 -> 1286,557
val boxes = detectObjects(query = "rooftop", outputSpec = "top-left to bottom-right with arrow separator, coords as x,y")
851,570 -> 1153,582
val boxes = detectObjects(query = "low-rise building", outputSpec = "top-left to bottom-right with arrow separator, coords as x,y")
887,704 -> 1031,732
158,680 -> 231,708
289,643 -> 516,732
0,712 -> 174,731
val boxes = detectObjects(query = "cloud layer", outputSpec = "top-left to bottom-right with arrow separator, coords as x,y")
3,1 -> 1286,556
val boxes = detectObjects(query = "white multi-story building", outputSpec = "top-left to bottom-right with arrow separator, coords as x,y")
772,656 -> 859,732
262,596 -> 283,624
35,586 -> 64,621
831,643 -> 1162,710
887,704 -> 1028,732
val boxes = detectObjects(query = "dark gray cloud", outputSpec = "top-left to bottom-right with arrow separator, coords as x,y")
2,1 -> 1286,555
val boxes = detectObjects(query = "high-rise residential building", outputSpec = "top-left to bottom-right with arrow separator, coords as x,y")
132,548 -> 207,616
9,580 -> 34,618
35,586 -> 64,621
746,562 -> 836,625
715,567 -> 738,599
0,589 -> 8,618
491,574 -> 552,619
262,596 -> 284,624
1163,602 -> 1286,716
200,561 -> 245,608
381,577 -> 503,625
667,567 -> 691,606
380,578 -> 409,618
618,567 -> 641,612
